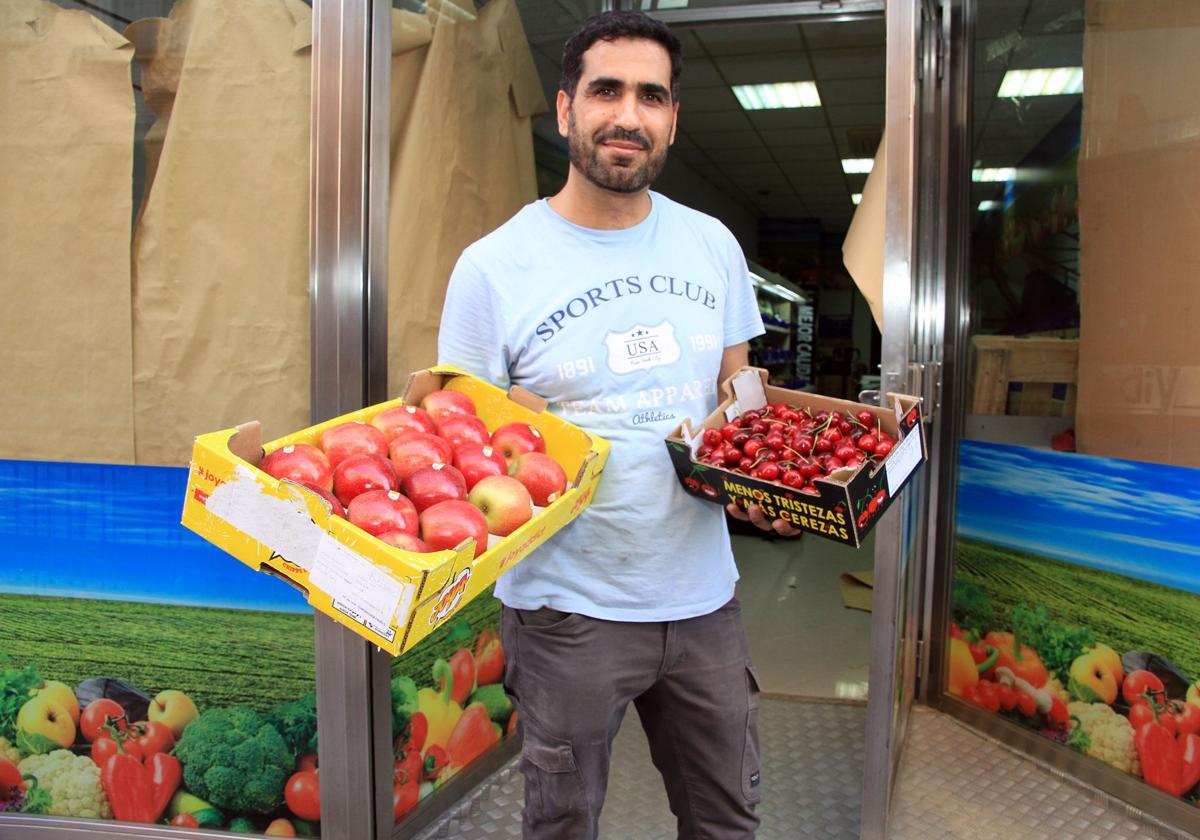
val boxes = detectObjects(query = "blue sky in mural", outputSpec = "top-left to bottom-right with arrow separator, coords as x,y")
956,441 -> 1200,594
0,459 -> 309,613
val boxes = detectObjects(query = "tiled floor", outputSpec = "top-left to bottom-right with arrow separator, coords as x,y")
732,529 -> 874,700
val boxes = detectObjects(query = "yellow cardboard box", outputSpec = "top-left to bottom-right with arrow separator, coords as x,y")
182,366 -> 609,655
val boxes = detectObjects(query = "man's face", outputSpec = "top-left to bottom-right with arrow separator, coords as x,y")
558,37 -> 679,194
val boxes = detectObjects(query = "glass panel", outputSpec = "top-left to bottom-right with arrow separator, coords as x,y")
947,0 -> 1200,810
1,0 -> 317,833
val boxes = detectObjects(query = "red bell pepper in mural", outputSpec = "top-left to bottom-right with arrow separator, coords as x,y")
446,703 -> 501,770
1178,732 -> 1200,797
984,631 -> 1048,688
422,745 -> 448,781
475,629 -> 505,686
97,720 -> 180,823
1137,716 -> 1186,797
446,648 -> 477,706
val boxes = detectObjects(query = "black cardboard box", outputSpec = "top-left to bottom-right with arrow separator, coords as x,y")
665,368 -> 926,547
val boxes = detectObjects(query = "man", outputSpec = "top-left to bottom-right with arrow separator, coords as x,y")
438,11 -> 798,839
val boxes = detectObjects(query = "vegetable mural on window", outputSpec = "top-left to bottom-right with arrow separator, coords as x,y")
947,442 -> 1200,806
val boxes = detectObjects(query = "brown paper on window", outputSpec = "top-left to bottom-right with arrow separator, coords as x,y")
0,0 -> 136,463
128,0 -> 313,466
1076,0 -> 1200,467
386,0 -> 549,395
842,130 -> 885,333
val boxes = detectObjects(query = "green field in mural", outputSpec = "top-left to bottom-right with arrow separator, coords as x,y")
0,593 -> 316,713
956,538 -> 1200,679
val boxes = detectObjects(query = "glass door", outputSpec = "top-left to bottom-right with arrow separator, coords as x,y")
860,0 -> 944,836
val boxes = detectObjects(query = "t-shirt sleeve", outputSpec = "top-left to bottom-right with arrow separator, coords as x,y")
437,253 -> 512,389
723,235 -> 765,347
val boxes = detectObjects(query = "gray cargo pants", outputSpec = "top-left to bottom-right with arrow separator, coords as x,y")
500,596 -> 762,840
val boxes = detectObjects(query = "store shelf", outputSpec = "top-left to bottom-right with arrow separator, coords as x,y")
764,323 -> 793,334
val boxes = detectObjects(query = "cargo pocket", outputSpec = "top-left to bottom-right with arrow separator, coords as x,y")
741,663 -> 763,804
520,722 -> 589,821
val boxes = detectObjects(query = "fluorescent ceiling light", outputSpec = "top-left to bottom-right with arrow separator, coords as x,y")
972,167 -> 1016,182
998,67 -> 1083,97
841,158 -> 874,174
851,193 -> 863,205
732,82 -> 821,111
978,200 -> 1000,211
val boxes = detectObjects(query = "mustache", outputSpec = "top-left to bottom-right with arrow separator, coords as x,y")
594,128 -> 650,149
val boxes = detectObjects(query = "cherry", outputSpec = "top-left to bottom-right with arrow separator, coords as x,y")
743,439 -> 764,458
791,435 -> 813,455
732,430 -> 751,447
764,432 -> 784,450
856,410 -> 874,426
703,428 -> 723,447
875,440 -> 893,457
750,420 -> 768,435
782,469 -> 803,487
826,456 -> 845,470
738,457 -> 754,472
814,438 -> 833,454
835,444 -> 857,462
839,420 -> 853,435
858,435 -> 877,454
756,462 -> 780,481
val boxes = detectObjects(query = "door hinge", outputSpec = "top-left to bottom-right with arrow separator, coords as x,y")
907,361 -> 941,423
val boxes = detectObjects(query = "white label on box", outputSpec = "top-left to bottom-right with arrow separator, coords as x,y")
309,536 -> 415,641
204,465 -> 323,570
731,369 -> 768,411
885,428 -> 923,497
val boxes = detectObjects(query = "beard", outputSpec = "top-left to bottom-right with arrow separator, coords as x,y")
567,107 -> 669,194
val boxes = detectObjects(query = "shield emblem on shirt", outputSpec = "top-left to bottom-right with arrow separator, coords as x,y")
604,321 -> 681,375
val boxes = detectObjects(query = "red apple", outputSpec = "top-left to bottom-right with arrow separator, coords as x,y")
333,455 -> 399,507
370,405 -> 437,440
378,531 -> 430,552
347,490 -> 419,537
402,463 -> 468,513
468,475 -> 533,536
260,444 -> 333,490
490,422 -> 546,465
299,481 -> 346,518
420,500 -> 489,558
320,421 -> 389,470
388,432 -> 454,482
420,389 -> 476,423
436,414 -> 491,451
508,452 -> 568,506
453,445 -> 508,491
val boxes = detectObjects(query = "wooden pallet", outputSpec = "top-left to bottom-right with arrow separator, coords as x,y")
970,336 -> 1078,417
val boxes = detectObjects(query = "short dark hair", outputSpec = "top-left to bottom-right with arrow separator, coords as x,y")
560,11 -> 683,103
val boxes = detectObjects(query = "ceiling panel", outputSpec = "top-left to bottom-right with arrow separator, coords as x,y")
694,23 -> 805,56
818,76 -> 886,105
710,146 -> 776,164
1010,33 -> 1083,67
825,104 -> 884,128
975,0 -> 1029,40
679,85 -> 741,112
1023,1 -> 1084,36
745,108 -> 827,131
678,30 -> 707,58
808,47 -> 886,80
987,96 -> 1080,127
772,152 -> 840,174
699,130 -> 765,150
679,62 -> 726,89
682,109 -> 753,133
801,18 -> 886,50
763,131 -> 838,151
714,54 -> 814,85
718,161 -> 787,178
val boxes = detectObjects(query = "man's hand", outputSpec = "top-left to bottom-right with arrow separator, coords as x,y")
726,502 -> 803,537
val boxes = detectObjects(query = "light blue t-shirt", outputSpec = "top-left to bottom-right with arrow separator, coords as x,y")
437,191 -> 764,622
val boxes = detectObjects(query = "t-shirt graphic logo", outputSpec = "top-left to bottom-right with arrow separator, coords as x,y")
604,320 -> 681,374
